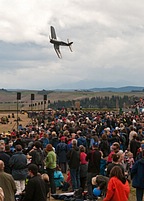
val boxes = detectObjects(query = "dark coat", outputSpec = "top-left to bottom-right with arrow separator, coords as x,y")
23,175 -> 47,201
56,142 -> 68,163
9,151 -> 27,180
99,139 -> 110,157
80,164 -> 88,178
77,137 -> 87,147
0,151 -> 11,173
66,146 -> 80,169
130,139 -> 141,159
131,158 -> 144,188
86,149 -> 101,174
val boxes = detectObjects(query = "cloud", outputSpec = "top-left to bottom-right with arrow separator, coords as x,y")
0,0 -> 144,89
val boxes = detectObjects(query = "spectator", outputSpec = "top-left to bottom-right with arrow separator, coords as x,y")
106,153 -> 125,177
27,141 -> 44,173
131,149 -> 144,201
129,126 -> 137,142
54,165 -> 64,188
79,145 -> 88,191
56,136 -> 68,173
41,173 -> 50,198
0,140 -> 11,173
9,144 -> 27,195
45,144 -> 57,194
40,133 -> 49,148
86,142 -> 101,200
66,139 -> 80,191
0,160 -> 16,201
130,135 -> 141,160
99,134 -> 110,158
103,166 -> 130,201
23,164 -> 47,201
107,142 -> 120,163
92,175 -> 109,197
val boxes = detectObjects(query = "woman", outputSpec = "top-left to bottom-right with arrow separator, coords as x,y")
79,145 -> 88,191
45,144 -> 56,194
103,166 -> 130,201
106,153 -> 124,177
99,134 -> 110,158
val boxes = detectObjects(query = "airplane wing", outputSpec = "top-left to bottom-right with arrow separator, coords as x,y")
50,26 -> 57,39
54,44 -> 62,58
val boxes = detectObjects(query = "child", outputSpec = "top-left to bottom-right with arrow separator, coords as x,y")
127,152 -> 134,174
92,175 -> 109,198
41,173 -> 50,197
54,165 -> 64,189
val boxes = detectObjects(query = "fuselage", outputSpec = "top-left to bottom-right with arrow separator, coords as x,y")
50,39 -> 70,46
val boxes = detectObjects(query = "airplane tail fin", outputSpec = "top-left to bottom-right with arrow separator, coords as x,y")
67,39 -> 73,52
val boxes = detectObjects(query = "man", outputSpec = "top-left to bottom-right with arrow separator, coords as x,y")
9,144 -> 27,195
23,164 -> 47,201
0,160 -> 16,201
66,139 -> 80,191
86,142 -> 101,200
56,136 -> 68,173
27,141 -> 44,173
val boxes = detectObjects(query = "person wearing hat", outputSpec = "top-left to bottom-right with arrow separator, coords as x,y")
86,142 -> 101,200
92,175 -> 109,197
23,164 -> 47,201
45,144 -> 57,194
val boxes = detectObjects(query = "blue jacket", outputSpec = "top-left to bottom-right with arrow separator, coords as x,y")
131,158 -> 144,188
77,137 -> 87,147
9,151 -> 28,180
56,142 -> 68,163
54,171 -> 64,187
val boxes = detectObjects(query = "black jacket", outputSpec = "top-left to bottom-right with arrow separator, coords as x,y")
86,149 -> 101,174
66,146 -> 80,169
23,175 -> 47,201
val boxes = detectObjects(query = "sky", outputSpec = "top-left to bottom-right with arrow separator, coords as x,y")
0,0 -> 144,90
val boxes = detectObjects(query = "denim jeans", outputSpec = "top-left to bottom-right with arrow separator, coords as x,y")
70,168 -> 80,191
136,188 -> 144,201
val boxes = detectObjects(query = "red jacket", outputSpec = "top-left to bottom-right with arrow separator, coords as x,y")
103,177 -> 130,201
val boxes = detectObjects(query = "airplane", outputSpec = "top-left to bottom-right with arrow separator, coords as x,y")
50,26 -> 73,58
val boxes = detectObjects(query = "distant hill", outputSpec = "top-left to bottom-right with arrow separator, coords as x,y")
89,86 -> 144,92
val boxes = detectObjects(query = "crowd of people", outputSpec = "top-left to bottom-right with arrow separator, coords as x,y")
0,109 -> 144,201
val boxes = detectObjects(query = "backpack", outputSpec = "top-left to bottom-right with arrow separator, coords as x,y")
35,149 -> 44,166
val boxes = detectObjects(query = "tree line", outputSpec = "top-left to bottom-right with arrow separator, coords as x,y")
48,95 -> 137,109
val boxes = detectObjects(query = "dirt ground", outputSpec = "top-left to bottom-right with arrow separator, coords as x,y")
0,112 -> 31,133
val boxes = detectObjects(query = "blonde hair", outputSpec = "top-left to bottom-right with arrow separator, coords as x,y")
41,173 -> 49,182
